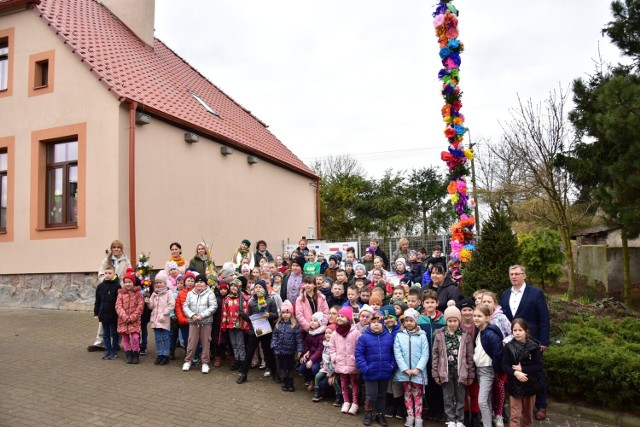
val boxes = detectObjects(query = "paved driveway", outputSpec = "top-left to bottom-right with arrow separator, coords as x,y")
0,308 -> 614,427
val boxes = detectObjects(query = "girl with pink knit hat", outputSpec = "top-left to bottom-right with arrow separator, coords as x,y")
329,306 -> 362,415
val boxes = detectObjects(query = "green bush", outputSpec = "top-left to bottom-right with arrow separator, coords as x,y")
545,313 -> 640,413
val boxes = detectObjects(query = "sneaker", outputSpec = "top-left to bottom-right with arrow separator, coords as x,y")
264,369 -> 271,377
341,402 -> 351,414
202,364 -> 210,374
348,403 -> 358,415
494,416 -> 504,427
102,352 -> 110,360
259,361 -> 266,369
456,422 -> 466,427
446,422 -> 456,427
385,406 -> 396,418
192,356 -> 200,365
139,349 -> 147,355
182,362 -> 191,371
108,353 -> 118,360
334,396 -> 343,407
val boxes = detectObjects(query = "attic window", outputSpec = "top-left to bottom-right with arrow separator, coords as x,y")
189,91 -> 220,117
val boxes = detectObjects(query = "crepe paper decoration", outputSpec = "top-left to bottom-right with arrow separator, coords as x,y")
434,0 -> 476,278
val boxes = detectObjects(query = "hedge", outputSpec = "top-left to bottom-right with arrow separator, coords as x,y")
545,313 -> 640,413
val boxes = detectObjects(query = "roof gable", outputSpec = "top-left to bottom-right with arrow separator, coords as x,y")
24,0 -> 316,178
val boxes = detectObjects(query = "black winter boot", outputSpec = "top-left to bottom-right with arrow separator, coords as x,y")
287,376 -> 295,392
376,412 -> 388,426
363,411 -> 373,426
470,412 -> 479,427
132,351 -> 140,364
236,372 -> 247,384
272,371 -> 282,383
154,355 -> 162,365
125,350 -> 133,364
312,386 -> 322,402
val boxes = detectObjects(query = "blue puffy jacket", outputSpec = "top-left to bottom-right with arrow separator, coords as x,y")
393,328 -> 429,385
355,326 -> 397,381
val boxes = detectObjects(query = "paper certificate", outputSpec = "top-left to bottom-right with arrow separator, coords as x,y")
249,313 -> 272,337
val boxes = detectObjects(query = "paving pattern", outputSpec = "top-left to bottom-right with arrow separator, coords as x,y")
0,308 -> 616,427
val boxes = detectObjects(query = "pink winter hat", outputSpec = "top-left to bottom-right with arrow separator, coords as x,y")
281,300 -> 294,313
338,306 -> 353,322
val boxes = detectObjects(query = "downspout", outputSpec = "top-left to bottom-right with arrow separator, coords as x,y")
128,101 -> 137,261
315,178 -> 321,239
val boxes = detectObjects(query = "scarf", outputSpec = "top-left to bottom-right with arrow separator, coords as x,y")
309,325 -> 326,336
170,255 -> 186,267
336,323 -> 351,337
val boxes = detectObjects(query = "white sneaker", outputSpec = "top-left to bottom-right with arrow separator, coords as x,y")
201,364 -> 210,374
348,403 -> 358,415
456,422 -> 466,427
182,362 -> 191,371
446,422 -> 456,427
494,416 -> 504,427
341,402 -> 350,414
263,368 -> 271,377
404,416 -> 414,427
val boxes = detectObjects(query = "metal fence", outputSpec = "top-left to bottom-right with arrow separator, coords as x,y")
320,235 -> 451,260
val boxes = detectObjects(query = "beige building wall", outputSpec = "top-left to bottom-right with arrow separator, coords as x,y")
0,10 -> 130,274
133,117 -> 317,266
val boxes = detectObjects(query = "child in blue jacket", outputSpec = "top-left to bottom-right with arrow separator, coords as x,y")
271,300 -> 303,392
355,311 -> 397,426
394,308 -> 429,427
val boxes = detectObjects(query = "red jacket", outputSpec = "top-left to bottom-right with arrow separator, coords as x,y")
175,288 -> 190,326
115,286 -> 144,335
221,293 -> 249,332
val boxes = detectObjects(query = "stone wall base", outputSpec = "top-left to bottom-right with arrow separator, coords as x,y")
0,273 -> 97,311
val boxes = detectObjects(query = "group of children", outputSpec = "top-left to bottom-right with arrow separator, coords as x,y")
93,243 -> 543,427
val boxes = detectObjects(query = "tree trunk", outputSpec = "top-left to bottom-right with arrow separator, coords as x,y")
622,230 -> 631,306
559,230 -> 576,299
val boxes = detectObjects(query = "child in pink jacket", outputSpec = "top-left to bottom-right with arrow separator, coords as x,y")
147,271 -> 175,366
329,306 -> 362,416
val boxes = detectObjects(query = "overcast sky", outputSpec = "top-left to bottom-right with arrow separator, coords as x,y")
155,0 -> 622,178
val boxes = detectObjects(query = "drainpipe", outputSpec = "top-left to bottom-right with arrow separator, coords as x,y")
315,178 -> 321,239
128,100 -> 137,260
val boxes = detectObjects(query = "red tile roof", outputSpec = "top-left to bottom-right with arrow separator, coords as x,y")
20,0 -> 316,178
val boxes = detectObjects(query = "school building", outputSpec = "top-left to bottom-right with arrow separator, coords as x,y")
0,0 -> 319,309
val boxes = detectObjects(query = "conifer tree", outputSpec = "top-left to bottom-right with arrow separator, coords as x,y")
462,209 -> 520,296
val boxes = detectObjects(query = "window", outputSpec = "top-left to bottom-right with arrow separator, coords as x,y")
189,91 -> 220,116
31,123 -> 85,239
0,149 -> 7,231
0,28 -> 14,98
46,140 -> 78,227
28,50 -> 55,96
34,59 -> 49,88
0,39 -> 8,91
0,136 -> 13,241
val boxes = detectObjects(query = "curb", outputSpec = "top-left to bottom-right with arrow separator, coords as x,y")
548,401 -> 640,426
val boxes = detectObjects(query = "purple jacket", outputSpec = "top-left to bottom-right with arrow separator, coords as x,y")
303,327 -> 325,363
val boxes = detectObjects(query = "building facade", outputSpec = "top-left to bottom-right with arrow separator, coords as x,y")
0,0 -> 319,309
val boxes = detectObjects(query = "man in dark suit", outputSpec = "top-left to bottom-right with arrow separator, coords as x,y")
501,264 -> 550,421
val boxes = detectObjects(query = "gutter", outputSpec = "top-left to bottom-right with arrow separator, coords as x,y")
127,100 -> 137,261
